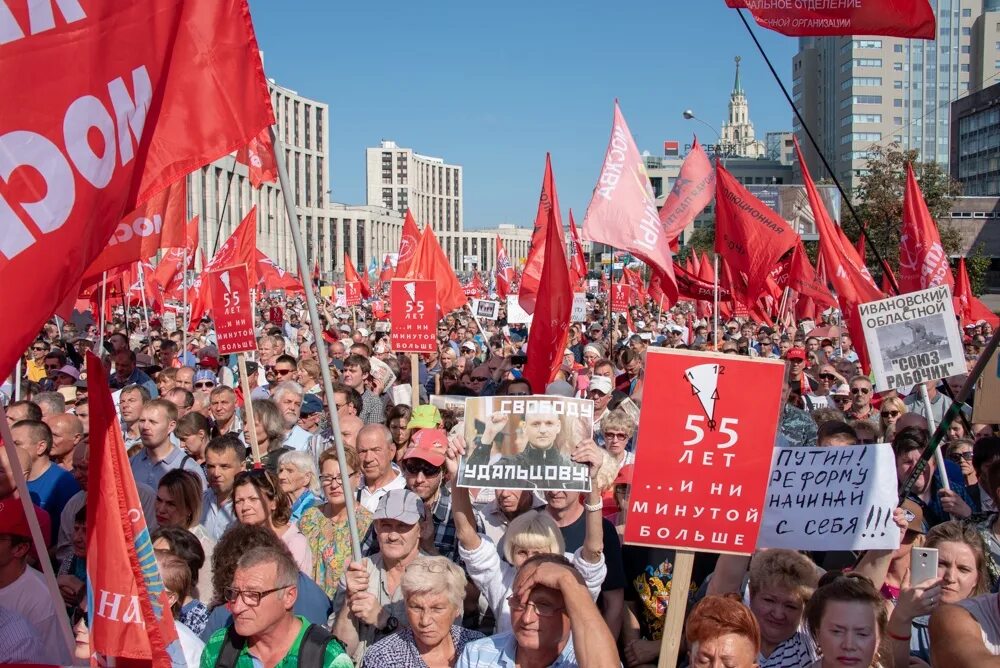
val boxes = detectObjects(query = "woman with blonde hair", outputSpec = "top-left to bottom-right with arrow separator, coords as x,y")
154,469 -> 215,601
296,358 -> 323,394
879,396 -> 906,442
276,449 -> 321,523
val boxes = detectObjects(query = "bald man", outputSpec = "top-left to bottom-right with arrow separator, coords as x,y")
44,414 -> 84,471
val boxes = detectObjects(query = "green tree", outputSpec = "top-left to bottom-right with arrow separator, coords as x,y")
684,223 -> 715,258
850,143 -> 963,281
967,242 -> 991,296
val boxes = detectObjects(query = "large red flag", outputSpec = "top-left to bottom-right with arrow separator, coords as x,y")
403,226 -> 467,314
395,208 -> 422,279
660,137 -> 716,251
152,216 -> 199,295
235,125 -> 278,188
85,352 -> 180,666
520,154 -> 561,314
188,207 -> 258,327
725,0 -> 935,39
787,242 -> 837,309
82,179 -> 188,281
581,102 -> 678,305
954,257 -> 999,329
257,249 -> 305,294
714,163 -> 797,303
495,235 -> 514,300
523,201 -> 573,393
377,254 -> 395,291
899,164 -> 955,293
567,209 -> 588,285
0,0 -> 273,381
344,252 -> 370,300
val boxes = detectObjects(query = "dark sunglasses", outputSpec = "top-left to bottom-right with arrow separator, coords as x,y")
850,387 -> 870,395
194,381 -> 215,389
948,451 -> 974,463
819,373 -> 837,381
881,410 -> 900,418
402,459 -> 443,477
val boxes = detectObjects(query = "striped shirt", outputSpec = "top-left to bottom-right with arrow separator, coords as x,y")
361,626 -> 484,667
759,629 -> 817,668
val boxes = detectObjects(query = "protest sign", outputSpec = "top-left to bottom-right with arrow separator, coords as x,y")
160,310 -> 177,332
390,279 -> 437,353
429,395 -> 469,421
506,296 -> 533,325
571,293 -> 587,322
458,395 -> 593,492
624,349 -> 784,555
334,287 -> 346,307
207,265 -> 255,354
392,385 -> 414,408
759,445 -> 900,551
345,281 -> 362,307
588,279 -> 599,292
859,286 -> 964,391
374,321 -> 391,333
973,346 -> 1000,423
473,299 -> 501,320
611,283 -> 630,312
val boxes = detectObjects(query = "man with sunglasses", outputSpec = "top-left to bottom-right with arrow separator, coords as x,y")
202,544 -> 352,668
845,376 -> 879,426
25,339 -> 49,383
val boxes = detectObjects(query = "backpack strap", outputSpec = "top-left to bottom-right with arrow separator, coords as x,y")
213,624 -> 247,668
297,623 -> 344,668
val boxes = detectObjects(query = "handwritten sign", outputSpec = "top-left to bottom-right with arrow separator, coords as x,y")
571,293 -> 587,322
207,265 -> 255,354
759,445 -> 900,551
623,349 -> 784,555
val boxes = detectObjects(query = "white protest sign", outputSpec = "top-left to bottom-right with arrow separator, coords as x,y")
506,296 -> 533,325
571,293 -> 587,322
758,444 -> 900,551
859,285 -> 964,391
160,310 -> 177,332
588,279 -> 598,292
472,299 -> 500,320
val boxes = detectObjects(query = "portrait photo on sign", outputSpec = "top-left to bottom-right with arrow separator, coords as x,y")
876,314 -> 952,370
474,299 -> 499,320
458,395 -> 594,492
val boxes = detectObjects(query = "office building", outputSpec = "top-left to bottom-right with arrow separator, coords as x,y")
951,80 -> 1000,195
366,141 -> 464,234
792,1 -> 999,193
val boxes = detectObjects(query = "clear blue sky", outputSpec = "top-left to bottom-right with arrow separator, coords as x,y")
246,1 -> 797,229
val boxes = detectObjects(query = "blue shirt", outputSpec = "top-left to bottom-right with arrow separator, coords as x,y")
27,463 -> 80,543
130,445 -> 207,491
456,632 -> 580,668
201,489 -> 237,542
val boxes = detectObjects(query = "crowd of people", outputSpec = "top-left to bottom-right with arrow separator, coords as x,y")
1,291 -> 999,668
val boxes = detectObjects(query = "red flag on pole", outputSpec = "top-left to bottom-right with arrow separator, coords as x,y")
522,201 -> 573,393
235,125 -> 278,188
954,257 -> 999,329
520,153 -> 562,314
344,252 -> 370,300
714,162 -> 798,304
395,209 -> 422,279
403,226 -> 467,315
725,0 -> 935,39
377,254 -> 395,291
581,101 -> 678,305
899,164 -> 955,293
85,352 -> 180,666
0,0 -> 274,381
567,209 -> 588,285
661,137 -> 716,251
495,235 -> 514,300
188,207 -> 258,327
258,250 -> 305,294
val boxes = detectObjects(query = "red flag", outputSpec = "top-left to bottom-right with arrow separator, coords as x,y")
622,267 -> 647,304
689,248 -> 702,277
520,154 -> 561,314
344,252 -> 370,300
523,200 -> 573,393
725,0 -> 935,39
495,235 -> 514,300
854,235 -> 867,266
188,207 -> 258,327
152,216 -> 199,295
0,0 -> 274,381
954,258 -> 999,329
715,162 -> 798,303
567,209 -> 588,285
312,259 -> 321,283
257,249 -> 305,294
395,209 -> 421,279
82,179 -> 188,281
581,102 -> 678,304
787,243 -> 837,309
697,251 -> 716,319
235,125 -> 277,188
403,226 -> 467,315
898,164 -> 955,293
660,137 -> 716,250
85,352 -> 180,666
377,254 -> 395,291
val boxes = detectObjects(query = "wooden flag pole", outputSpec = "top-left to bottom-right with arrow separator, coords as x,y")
272,128 -> 362,559
657,549 -> 695,668
410,353 -> 420,407
238,352 -> 262,465
181,248 -> 189,360
920,382 -> 950,492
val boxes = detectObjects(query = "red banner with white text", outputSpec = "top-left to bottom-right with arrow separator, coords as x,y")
725,0 -> 935,39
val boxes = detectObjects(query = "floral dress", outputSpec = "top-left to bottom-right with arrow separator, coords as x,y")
299,503 -> 374,597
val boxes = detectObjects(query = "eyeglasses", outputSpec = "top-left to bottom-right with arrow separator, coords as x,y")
850,387 -> 870,395
273,368 -> 294,376
319,471 -> 358,488
506,595 -> 563,617
31,346 -> 47,352
586,391 -> 607,399
881,410 -> 900,418
195,381 -> 215,389
819,373 -> 836,381
948,451 -> 974,463
223,585 -> 291,607
604,432 -> 629,441
402,459 -> 443,477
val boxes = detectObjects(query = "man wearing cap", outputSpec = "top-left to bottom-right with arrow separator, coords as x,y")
298,394 -> 324,434
587,375 -> 616,440
0,499 -> 71,665
785,348 -> 819,396
109,348 -> 158,397
11,419 -> 80,545
342,354 -> 385,425
331,488 -> 427,661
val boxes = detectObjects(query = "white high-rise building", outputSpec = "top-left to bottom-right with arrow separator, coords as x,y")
366,141 -> 464,234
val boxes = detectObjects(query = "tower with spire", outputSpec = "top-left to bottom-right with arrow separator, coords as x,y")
719,56 -> 766,159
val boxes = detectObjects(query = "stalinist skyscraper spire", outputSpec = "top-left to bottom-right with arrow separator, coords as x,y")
719,56 -> 766,159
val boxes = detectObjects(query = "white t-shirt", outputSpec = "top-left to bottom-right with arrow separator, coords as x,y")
176,620 -> 205,667
0,566 -> 72,665
358,472 -> 407,513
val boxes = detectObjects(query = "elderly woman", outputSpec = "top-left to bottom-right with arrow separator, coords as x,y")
683,595 -> 762,668
299,447 -> 374,597
296,358 -> 323,394
175,412 -> 211,470
879,396 -> 907,442
154,469 -> 215,602
360,557 -> 484,667
242,399 -> 287,470
276,450 -> 321,523
806,573 -> 887,668
582,343 -> 603,369
599,409 -> 636,468
231,468 -> 312,575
